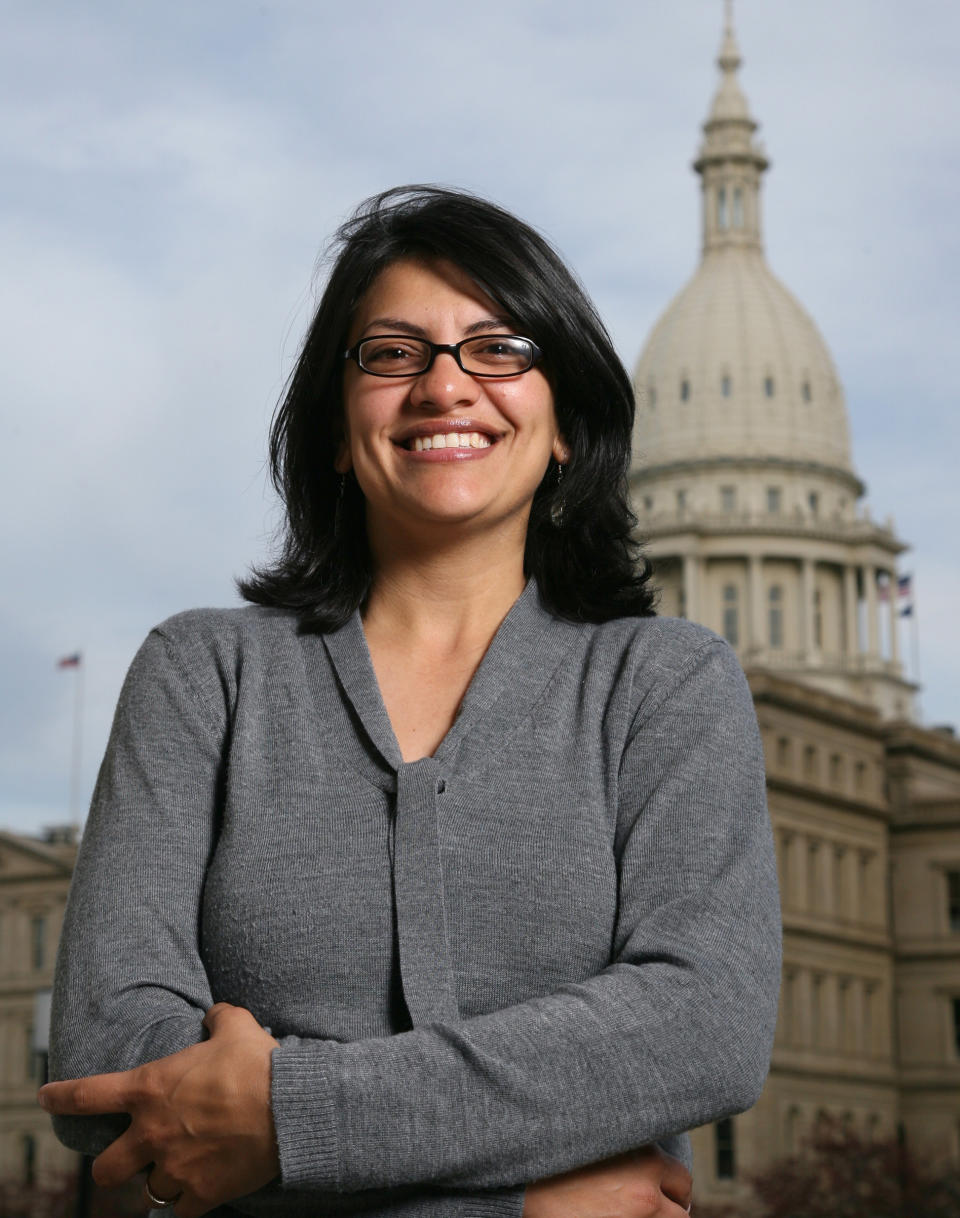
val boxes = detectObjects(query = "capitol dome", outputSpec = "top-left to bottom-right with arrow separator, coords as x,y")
635,252 -> 854,473
632,15 -> 853,477
628,5 -> 912,721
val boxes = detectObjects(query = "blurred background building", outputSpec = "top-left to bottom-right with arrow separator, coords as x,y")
0,828 -> 77,1186
630,5 -> 960,1209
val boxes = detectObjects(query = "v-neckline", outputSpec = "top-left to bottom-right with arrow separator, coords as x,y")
321,577 -> 557,773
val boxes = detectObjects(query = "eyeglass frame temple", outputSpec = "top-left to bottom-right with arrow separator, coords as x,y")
343,335 -> 543,377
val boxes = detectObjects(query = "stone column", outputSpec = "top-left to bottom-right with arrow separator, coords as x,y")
843,564 -> 859,660
682,553 -> 700,621
747,554 -> 764,653
864,564 -> 879,657
801,558 -> 816,658
887,570 -> 900,665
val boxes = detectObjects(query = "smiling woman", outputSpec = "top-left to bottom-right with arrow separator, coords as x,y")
43,186 -> 780,1218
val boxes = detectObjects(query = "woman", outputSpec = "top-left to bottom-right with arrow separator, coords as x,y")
42,186 -> 781,1218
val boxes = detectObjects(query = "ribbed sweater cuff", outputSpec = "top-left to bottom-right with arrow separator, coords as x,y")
462,1187 -> 526,1218
271,1040 -> 341,1190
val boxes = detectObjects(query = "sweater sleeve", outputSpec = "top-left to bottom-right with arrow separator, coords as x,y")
48,627 -> 221,1155
271,638 -> 782,1193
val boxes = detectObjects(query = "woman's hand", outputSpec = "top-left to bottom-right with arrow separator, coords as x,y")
523,1145 -> 692,1218
39,1003 -> 279,1218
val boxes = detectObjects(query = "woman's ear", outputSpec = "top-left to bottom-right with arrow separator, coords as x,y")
553,436 -> 571,464
334,440 -> 352,474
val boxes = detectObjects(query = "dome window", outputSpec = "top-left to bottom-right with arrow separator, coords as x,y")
647,383 -> 657,409
733,188 -> 744,229
802,381 -> 812,403
764,376 -> 775,398
722,584 -> 740,647
721,374 -> 732,397
808,491 -> 819,516
680,378 -> 690,401
767,487 -> 782,514
676,489 -> 687,513
720,486 -> 736,513
717,186 -> 728,231
814,589 -> 823,648
768,585 -> 784,649
643,495 -> 654,512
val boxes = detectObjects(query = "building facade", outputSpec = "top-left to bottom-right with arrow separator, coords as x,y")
0,828 -> 78,1190
630,7 -> 960,1207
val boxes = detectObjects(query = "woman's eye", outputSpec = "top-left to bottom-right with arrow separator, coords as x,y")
365,342 -> 419,365
470,338 -> 528,365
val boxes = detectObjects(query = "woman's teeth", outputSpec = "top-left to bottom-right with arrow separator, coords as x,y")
409,432 -> 492,451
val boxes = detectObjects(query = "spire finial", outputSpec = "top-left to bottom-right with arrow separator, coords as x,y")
718,0 -> 742,74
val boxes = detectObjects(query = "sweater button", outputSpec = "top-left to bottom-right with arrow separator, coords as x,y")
436,778 -> 446,794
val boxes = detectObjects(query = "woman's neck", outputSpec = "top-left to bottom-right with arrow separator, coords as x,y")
362,518 -> 528,655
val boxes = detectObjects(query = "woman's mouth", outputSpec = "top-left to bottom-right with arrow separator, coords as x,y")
403,432 -> 493,452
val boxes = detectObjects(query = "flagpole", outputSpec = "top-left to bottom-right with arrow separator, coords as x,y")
71,659 -> 84,829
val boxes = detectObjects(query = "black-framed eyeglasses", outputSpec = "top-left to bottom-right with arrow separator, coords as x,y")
344,334 -> 543,379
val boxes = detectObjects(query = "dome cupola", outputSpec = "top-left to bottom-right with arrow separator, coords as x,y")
633,1 -> 855,480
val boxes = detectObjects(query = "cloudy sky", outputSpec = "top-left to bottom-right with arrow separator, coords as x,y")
2,1 -> 958,836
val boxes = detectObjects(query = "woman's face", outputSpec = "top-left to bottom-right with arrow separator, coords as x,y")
338,257 -> 568,542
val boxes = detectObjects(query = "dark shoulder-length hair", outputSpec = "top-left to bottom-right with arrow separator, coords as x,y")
239,185 -> 655,627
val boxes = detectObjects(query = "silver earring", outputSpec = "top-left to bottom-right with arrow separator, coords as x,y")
550,463 -> 565,527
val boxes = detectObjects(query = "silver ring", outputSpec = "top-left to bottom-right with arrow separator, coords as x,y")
145,1173 -> 182,1209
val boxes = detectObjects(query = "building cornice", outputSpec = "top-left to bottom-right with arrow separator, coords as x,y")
747,669 -> 887,730
632,454 -> 866,496
637,513 -> 906,554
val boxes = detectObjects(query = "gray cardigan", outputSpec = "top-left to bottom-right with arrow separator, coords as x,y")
50,581 -> 781,1218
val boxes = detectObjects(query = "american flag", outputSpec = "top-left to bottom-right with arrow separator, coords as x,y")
57,653 -> 82,669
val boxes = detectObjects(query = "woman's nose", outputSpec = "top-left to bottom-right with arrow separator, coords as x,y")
408,351 -> 480,411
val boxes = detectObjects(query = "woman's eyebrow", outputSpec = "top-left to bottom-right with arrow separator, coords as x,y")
360,316 -> 514,338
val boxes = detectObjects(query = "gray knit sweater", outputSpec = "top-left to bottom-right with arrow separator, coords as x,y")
50,581 -> 781,1218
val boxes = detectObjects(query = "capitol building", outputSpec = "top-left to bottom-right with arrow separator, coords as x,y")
631,5 -> 960,1207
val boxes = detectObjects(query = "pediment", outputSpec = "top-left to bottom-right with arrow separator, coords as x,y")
0,831 -> 76,881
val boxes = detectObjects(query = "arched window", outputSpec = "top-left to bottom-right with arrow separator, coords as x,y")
733,187 -> 744,229
680,378 -> 690,401
722,583 -> 739,647
22,1134 -> 36,1188
769,584 -> 784,648
811,977 -> 824,1047
30,914 -> 45,970
715,1118 -> 735,1179
764,375 -> 775,398
721,374 -> 732,397
717,186 -> 728,230
802,380 -> 812,402
647,383 -> 656,409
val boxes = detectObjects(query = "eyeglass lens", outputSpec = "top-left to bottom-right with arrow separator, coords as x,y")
358,336 -> 534,377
